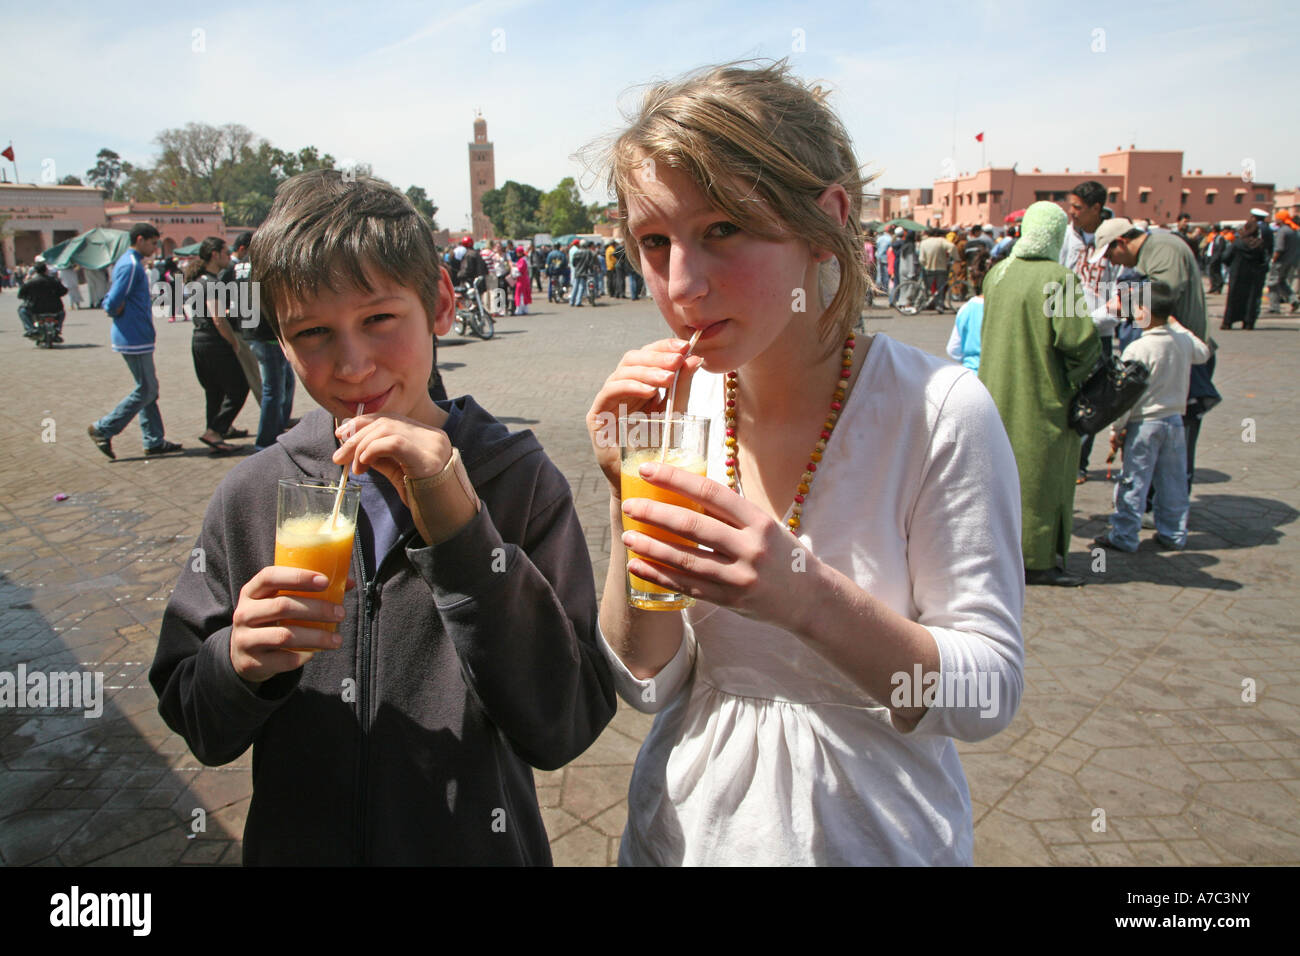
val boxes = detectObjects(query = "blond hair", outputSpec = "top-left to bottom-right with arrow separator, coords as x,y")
605,59 -> 872,342
250,169 -> 442,340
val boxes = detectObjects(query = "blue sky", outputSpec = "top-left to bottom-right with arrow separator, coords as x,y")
3,0 -> 1295,230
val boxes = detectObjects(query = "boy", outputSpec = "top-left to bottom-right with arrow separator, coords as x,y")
1094,280 -> 1211,552
150,170 -> 615,864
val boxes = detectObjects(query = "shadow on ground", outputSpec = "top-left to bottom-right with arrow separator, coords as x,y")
1073,493 -> 1297,589
0,572 -> 244,865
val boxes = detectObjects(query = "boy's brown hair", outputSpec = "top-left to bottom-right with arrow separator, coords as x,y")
250,169 -> 441,339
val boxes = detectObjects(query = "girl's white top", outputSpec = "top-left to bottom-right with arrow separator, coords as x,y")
600,333 -> 1025,865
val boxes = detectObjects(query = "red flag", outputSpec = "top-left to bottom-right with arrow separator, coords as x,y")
1,145 -> 14,161
974,132 -> 984,143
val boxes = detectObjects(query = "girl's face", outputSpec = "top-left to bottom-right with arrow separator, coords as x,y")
624,160 -> 817,373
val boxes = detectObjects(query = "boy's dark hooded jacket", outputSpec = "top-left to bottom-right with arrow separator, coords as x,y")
151,396 -> 615,864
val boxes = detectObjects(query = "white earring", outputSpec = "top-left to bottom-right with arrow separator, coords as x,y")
818,256 -> 841,311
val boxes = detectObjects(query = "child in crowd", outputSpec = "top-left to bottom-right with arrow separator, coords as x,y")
151,170 -> 614,865
1095,279 -> 1212,552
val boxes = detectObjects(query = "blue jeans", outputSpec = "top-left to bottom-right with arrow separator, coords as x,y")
249,339 -> 296,449
570,275 -> 589,305
18,303 -> 36,335
96,352 -> 165,449
628,272 -> 642,300
1108,415 -> 1189,550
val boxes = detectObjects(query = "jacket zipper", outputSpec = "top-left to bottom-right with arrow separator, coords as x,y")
354,534 -> 372,866
354,528 -> 420,865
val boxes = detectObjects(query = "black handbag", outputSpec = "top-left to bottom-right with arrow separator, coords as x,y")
1069,355 -> 1150,436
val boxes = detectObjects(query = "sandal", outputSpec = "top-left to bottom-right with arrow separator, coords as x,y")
223,428 -> 249,439
198,435 -> 236,456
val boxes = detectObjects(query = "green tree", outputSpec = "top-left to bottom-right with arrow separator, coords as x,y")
58,175 -> 83,186
405,185 -> 439,230
117,161 -> 158,202
481,180 -> 543,238
89,129 -> 370,223
85,148 -> 125,198
540,177 -> 591,235
152,122 -> 255,202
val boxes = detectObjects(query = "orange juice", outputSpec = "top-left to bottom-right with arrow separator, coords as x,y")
274,515 -> 356,634
621,448 -> 707,606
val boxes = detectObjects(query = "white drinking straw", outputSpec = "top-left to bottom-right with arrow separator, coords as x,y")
329,402 -> 364,528
659,329 -> 703,463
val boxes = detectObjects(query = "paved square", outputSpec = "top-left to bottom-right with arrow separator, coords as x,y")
1,286 -> 1295,865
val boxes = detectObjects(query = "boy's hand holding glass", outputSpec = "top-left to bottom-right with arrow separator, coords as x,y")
230,566 -> 357,683
620,460 -> 813,630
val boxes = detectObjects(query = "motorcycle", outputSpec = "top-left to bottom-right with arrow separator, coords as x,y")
33,311 -> 64,349
453,284 -> 495,340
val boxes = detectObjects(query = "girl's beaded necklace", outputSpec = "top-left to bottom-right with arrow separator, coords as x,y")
723,332 -> 856,533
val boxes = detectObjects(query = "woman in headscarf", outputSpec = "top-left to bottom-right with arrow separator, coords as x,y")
1221,219 -> 1268,330
978,201 -> 1101,586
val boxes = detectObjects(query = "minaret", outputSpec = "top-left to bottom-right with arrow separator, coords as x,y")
468,112 -> 496,239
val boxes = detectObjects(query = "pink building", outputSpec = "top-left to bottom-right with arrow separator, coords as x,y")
225,224 -> 255,247
1274,188 -> 1299,217
866,187 -> 933,223
104,201 -> 226,257
0,183 -> 108,268
904,147 -> 1275,229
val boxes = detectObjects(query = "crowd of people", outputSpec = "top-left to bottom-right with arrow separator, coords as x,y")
84,224 -> 297,460
947,179 -> 1258,586
867,222 -> 1011,309
5,57 -> 1295,868
441,235 -> 643,316
863,187 -> 1299,589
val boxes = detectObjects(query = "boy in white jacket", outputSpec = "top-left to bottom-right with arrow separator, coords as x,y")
1095,280 -> 1212,552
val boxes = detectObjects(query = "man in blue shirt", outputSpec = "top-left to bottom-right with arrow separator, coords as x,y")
88,223 -> 183,459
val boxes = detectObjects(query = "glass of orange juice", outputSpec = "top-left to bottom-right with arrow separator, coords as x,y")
274,478 -> 361,649
620,412 -> 710,611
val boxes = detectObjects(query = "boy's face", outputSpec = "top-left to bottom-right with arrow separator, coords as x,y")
277,266 -> 453,426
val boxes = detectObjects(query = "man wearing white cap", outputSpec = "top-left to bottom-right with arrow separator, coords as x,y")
1092,216 -> 1217,494
1090,218 -> 1206,341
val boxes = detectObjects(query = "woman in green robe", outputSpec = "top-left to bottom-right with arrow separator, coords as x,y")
979,202 -> 1101,586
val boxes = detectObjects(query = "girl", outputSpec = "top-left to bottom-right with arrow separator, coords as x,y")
586,61 -> 1025,865
184,237 -> 248,455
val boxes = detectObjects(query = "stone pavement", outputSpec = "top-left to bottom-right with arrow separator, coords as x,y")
0,285 -> 1296,866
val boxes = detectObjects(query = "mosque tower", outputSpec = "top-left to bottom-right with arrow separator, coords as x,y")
468,112 -> 496,239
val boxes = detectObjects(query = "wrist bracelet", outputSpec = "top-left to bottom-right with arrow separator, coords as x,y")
404,447 -> 480,545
